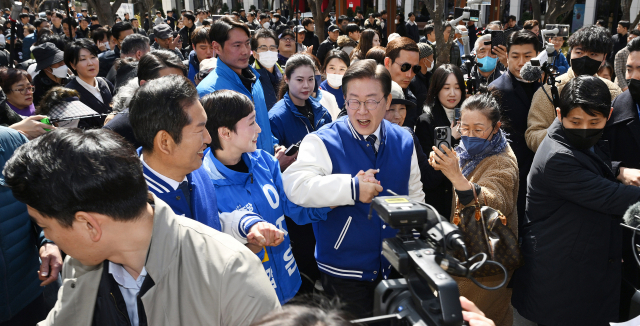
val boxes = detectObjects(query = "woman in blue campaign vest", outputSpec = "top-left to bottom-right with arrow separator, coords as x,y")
201,90 -> 331,304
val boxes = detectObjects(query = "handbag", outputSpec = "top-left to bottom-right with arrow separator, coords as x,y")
452,184 -> 523,278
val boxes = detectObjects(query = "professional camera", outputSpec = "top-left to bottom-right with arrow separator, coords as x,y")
352,194 -> 507,326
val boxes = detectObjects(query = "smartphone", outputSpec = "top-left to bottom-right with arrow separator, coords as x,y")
434,126 -> 452,154
490,30 -> 506,54
454,108 -> 461,121
285,142 -> 300,156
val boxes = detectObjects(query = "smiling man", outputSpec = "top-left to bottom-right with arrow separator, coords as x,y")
282,59 -> 424,318
3,126 -> 280,326
384,37 -> 419,128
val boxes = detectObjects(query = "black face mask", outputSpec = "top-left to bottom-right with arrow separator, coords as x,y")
562,124 -> 605,150
571,56 -> 603,76
628,79 -> 640,104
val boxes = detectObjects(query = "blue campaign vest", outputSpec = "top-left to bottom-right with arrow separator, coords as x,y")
203,149 -> 317,304
137,148 -> 222,231
313,117 -> 414,282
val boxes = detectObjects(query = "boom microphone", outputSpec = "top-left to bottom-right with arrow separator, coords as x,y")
519,62 -> 543,82
623,201 -> 640,228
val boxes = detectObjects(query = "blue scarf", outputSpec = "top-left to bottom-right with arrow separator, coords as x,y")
455,129 -> 509,177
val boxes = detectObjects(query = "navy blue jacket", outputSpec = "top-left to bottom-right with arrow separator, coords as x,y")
268,93 -> 331,148
253,61 -> 283,111
0,127 -> 49,322
138,148 -> 222,231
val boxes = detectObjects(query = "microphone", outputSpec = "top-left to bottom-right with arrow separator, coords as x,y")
623,202 -> 640,228
519,62 -> 543,82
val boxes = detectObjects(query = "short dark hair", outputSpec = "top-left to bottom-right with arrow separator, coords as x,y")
346,23 -> 360,35
628,36 -> 640,53
259,13 -> 268,20
251,28 -> 278,50
630,29 -> 640,37
64,38 -> 99,74
322,49 -> 350,73
62,17 -> 77,29
507,29 -> 541,53
191,26 -> 210,46
2,128 -> 148,228
407,12 -> 414,18
210,16 -> 250,49
619,20 -> 631,29
131,17 -> 138,22
559,75 -> 611,117
120,33 -> 150,56
184,13 -> 196,23
91,27 -> 109,44
19,13 -> 28,19
54,12 -> 63,19
202,90 -> 255,151
302,17 -> 313,27
0,68 -> 32,95
385,36 -> 419,63
567,25 -> 613,56
365,46 -> 386,65
342,59 -> 392,98
380,10 -> 387,15
507,15 -> 517,22
34,18 -> 46,29
338,15 -> 349,24
596,19 -> 606,26
129,75 -> 198,151
523,19 -> 539,30
112,22 -> 133,40
137,50 -> 187,83
423,24 -> 434,35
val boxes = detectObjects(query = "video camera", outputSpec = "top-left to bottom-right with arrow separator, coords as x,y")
351,193 -> 507,326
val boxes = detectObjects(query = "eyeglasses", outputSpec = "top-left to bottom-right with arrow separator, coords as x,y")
257,45 -> 278,52
11,85 -> 35,95
457,125 -> 495,138
281,37 -> 295,42
393,61 -> 421,74
345,96 -> 385,111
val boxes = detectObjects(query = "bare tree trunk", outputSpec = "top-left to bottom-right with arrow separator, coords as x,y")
85,0 -> 126,27
531,0 -> 541,23
307,0 -> 335,41
425,0 -> 452,65
633,14 -> 640,30
545,0 -> 577,25
622,0 -> 633,20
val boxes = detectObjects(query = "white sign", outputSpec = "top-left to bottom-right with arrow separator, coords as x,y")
116,3 -> 134,19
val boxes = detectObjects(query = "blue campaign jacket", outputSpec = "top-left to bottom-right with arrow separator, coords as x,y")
268,93 -> 332,148
196,59 -> 277,155
552,50 -> 569,75
306,118 -> 414,282
0,127 -> 48,322
187,50 -> 199,84
137,148 -> 222,231
202,148 -> 330,303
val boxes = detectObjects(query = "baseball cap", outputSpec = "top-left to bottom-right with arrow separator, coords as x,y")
153,24 -> 172,39
327,24 -> 340,32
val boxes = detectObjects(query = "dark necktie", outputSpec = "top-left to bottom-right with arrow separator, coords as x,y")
178,181 -> 191,210
366,134 -> 378,155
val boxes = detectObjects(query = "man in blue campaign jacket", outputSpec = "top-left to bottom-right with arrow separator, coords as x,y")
196,17 -> 278,156
282,60 -> 425,318
269,92 -> 332,148
129,75 -> 281,247
201,89 -> 330,304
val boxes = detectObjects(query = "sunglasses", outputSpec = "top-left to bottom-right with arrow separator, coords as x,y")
394,62 -> 421,74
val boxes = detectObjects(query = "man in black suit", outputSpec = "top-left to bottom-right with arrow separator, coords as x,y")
488,30 -> 541,233
605,37 -> 640,183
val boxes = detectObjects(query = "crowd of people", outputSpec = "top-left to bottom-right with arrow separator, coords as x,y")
1,5 -> 640,326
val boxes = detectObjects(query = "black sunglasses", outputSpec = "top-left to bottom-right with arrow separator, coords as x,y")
394,62 -> 421,74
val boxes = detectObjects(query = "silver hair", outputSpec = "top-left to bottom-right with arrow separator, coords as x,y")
474,34 -> 491,52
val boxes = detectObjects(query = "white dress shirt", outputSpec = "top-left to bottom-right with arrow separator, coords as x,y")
76,77 -> 104,103
140,154 -> 187,191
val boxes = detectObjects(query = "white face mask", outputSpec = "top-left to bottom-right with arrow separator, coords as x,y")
263,21 -> 270,29
271,18 -> 276,23
327,73 -> 343,87
258,51 -> 278,69
105,42 -> 110,50
51,65 -> 68,78
395,19 -> 399,24
426,59 -> 434,72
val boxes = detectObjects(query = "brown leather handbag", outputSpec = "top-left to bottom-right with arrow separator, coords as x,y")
452,185 -> 523,278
